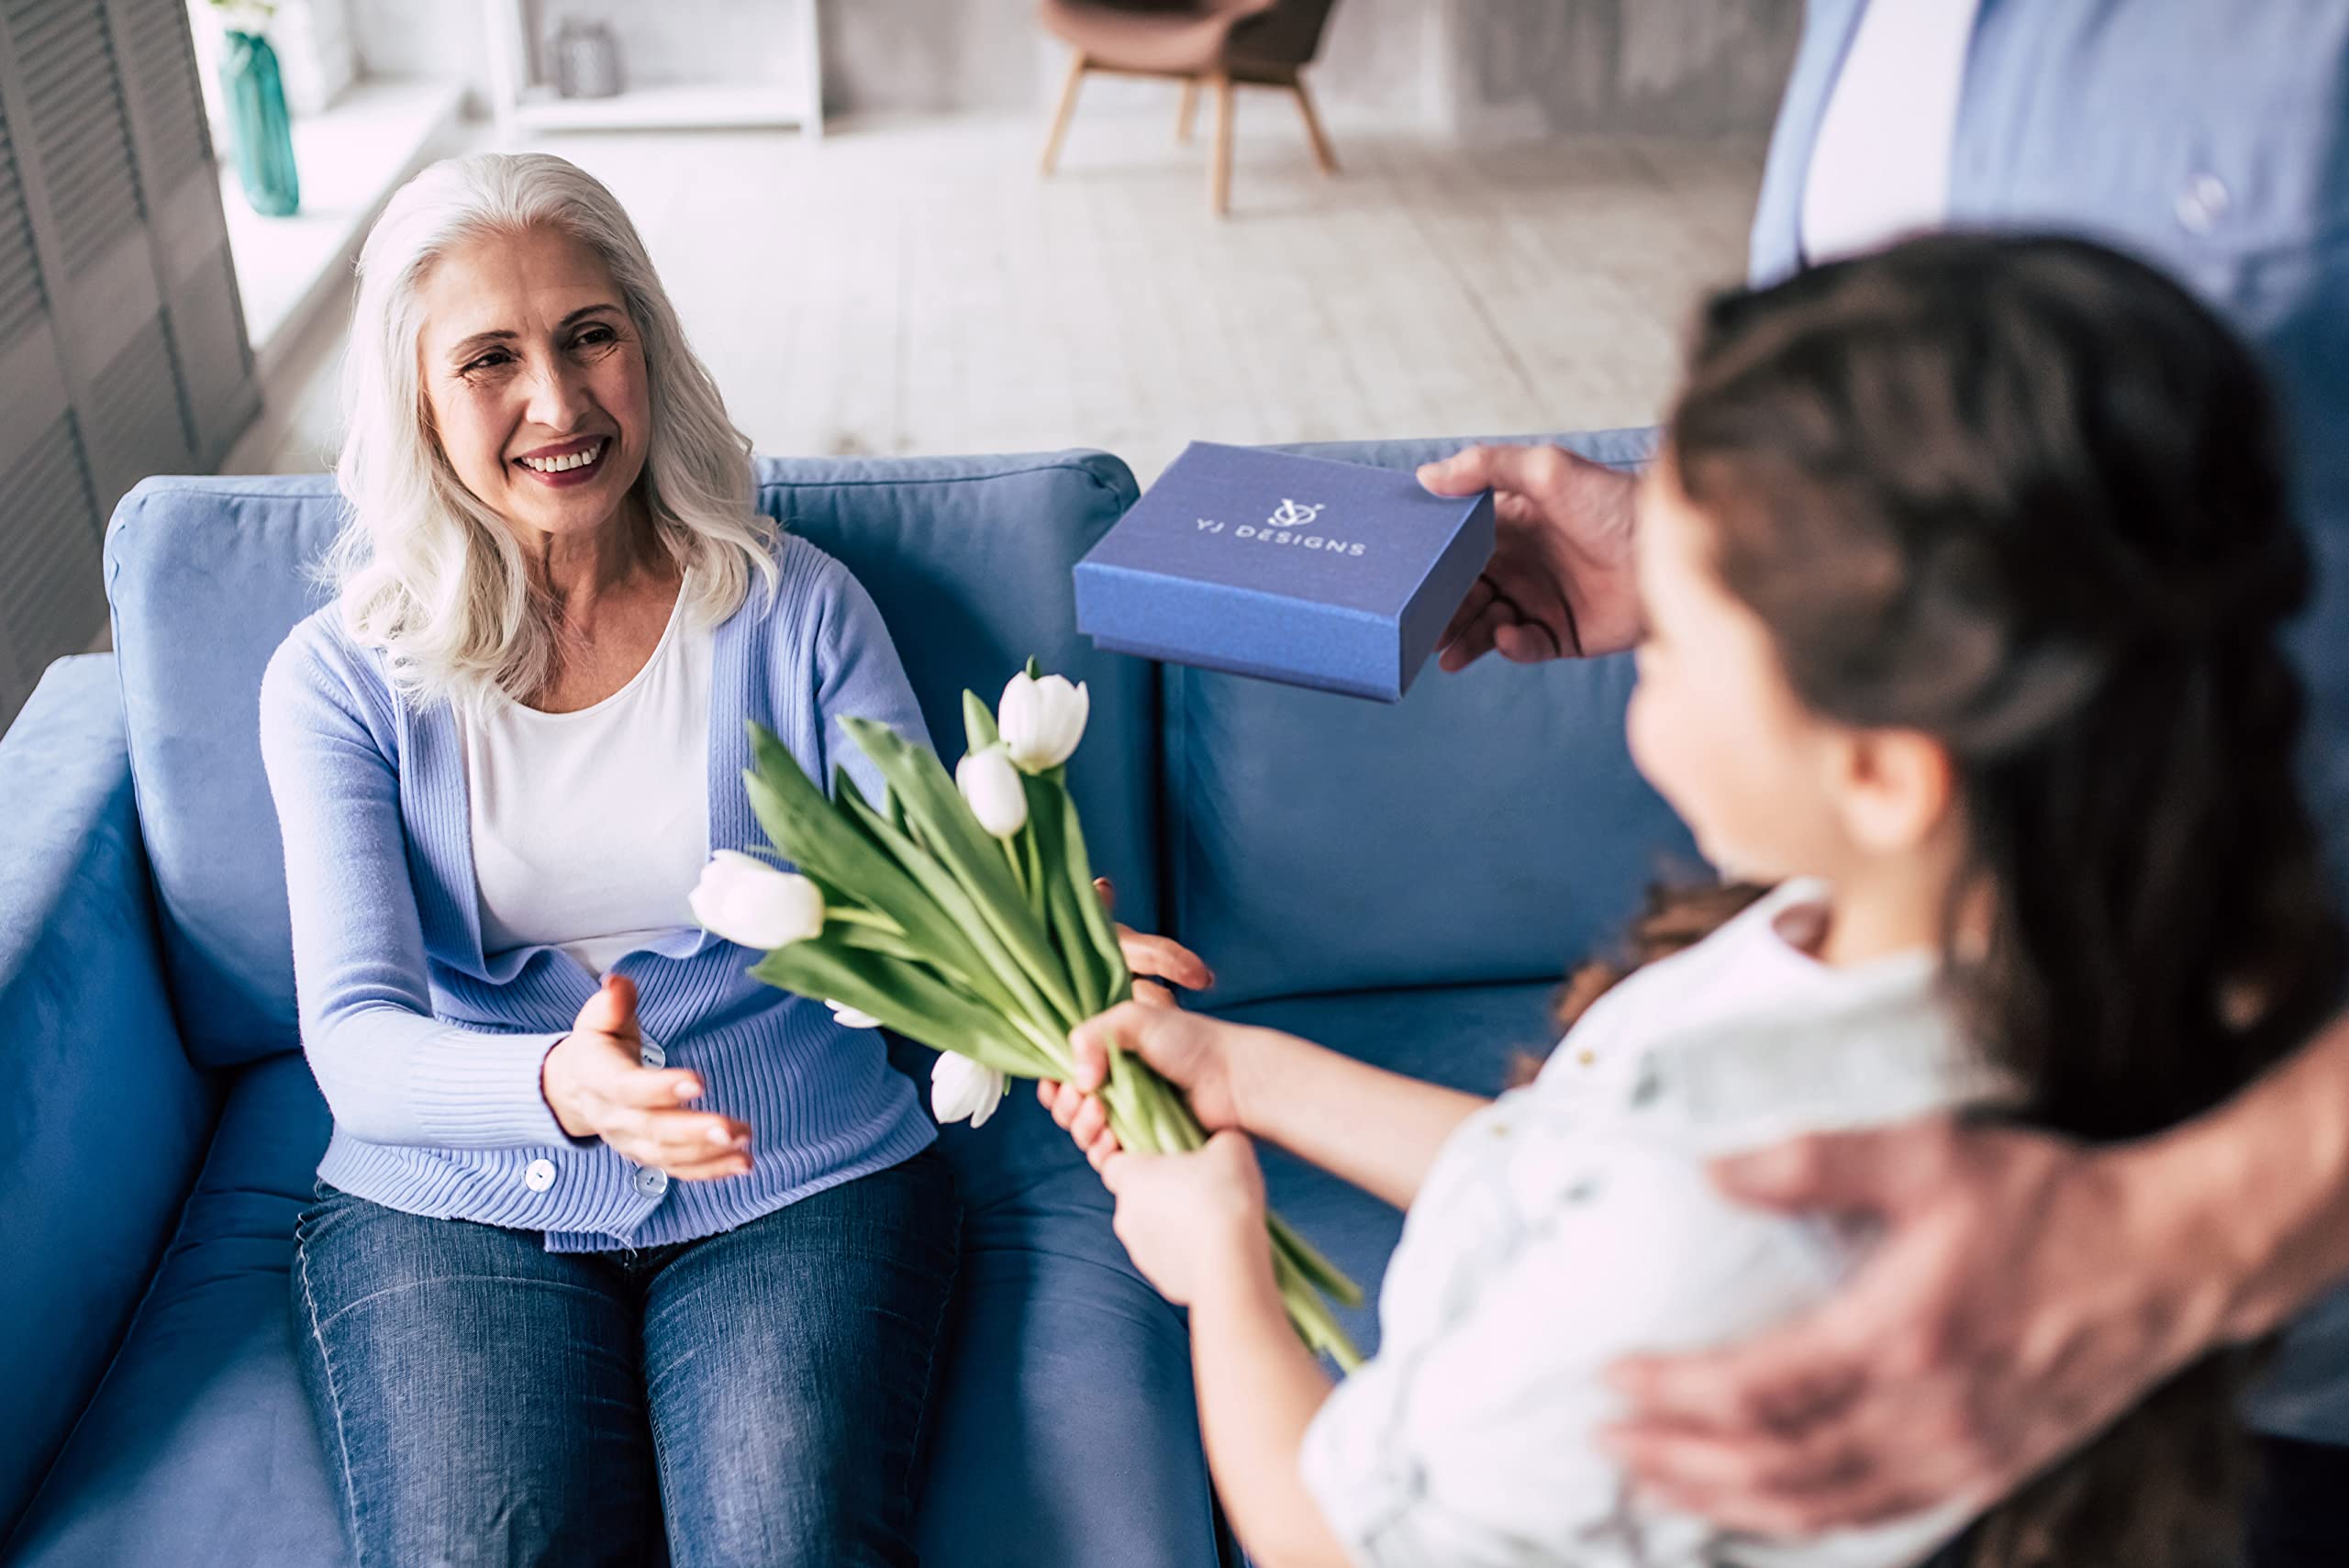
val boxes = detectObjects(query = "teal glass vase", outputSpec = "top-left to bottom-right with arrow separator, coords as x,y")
220,30 -> 299,217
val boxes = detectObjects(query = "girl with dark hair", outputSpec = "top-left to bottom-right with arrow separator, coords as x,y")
1041,232 -> 2345,1566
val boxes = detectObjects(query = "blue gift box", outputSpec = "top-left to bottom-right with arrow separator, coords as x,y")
1074,442 -> 1497,702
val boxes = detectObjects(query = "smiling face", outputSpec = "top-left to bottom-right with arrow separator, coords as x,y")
414,223 -> 651,551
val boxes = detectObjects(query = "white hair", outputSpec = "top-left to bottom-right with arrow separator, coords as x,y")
325,151 -> 777,710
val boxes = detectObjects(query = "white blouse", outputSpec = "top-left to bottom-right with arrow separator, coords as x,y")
461,576 -> 712,977
1300,881 -> 2012,1567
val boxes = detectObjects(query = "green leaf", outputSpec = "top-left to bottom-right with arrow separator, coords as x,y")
837,773 -> 1069,1050
1058,783 -> 1132,999
750,940 -> 1043,1079
831,766 -> 878,825
832,770 -> 922,884
833,920 -> 929,965
1025,655 -> 1043,681
1020,822 -> 1049,937
741,722 -> 1003,1001
742,723 -> 887,895
962,689 -> 1000,757
1026,772 -> 1108,1016
841,717 -> 1085,1029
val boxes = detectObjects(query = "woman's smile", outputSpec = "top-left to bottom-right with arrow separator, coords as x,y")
512,434 -> 613,487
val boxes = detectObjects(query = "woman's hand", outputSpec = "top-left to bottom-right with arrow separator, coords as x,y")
540,975 -> 753,1180
1100,876 -> 1214,1007
1041,1003 -> 1259,1172
1101,1131 -> 1274,1307
1419,443 -> 1643,666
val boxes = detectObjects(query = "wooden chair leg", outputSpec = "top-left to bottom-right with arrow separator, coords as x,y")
1041,52 -> 1087,175
1292,77 -> 1339,175
1176,77 -> 1199,144
1209,72 -> 1235,216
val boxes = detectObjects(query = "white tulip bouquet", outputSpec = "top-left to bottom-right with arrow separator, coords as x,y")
689,662 -> 1363,1367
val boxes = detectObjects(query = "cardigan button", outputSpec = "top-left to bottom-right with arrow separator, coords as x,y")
640,1039 -> 666,1069
524,1158 -> 556,1193
634,1166 -> 670,1197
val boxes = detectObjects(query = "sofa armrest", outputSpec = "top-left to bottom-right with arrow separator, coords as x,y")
0,656 -> 217,1533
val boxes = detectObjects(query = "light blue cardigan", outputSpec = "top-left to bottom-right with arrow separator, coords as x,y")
257,535 -> 938,1251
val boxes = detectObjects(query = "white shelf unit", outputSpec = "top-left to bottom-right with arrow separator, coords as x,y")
484,0 -> 823,139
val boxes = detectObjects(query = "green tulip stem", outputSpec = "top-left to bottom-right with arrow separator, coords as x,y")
1021,828 -> 1049,927
819,905 -> 904,936
1097,1043 -> 1158,1156
1273,1248 -> 1364,1373
1007,1010 -> 1076,1081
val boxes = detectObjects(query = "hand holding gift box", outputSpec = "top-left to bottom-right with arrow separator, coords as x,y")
692,662 -> 1365,1367
1075,442 -> 1497,701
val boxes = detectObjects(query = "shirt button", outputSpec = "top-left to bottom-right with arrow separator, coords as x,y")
634,1167 -> 669,1197
640,1040 -> 666,1069
524,1158 -> 556,1192
2176,172 -> 2230,234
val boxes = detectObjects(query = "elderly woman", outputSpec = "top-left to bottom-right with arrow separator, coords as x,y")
260,152 -> 1200,1566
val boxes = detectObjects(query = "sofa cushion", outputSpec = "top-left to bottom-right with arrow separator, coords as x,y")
0,658 -> 214,1534
1210,980 -> 1565,1354
102,451 -> 1152,1068
1160,429 -> 1698,1008
4,1052 -> 339,1568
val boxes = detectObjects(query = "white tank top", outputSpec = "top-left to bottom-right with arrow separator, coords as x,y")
461,577 -> 712,976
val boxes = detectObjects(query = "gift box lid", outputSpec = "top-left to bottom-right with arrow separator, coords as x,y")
1073,441 -> 1495,702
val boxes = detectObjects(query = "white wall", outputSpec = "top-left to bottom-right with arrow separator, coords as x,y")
348,0 -> 493,106
344,0 -> 1800,140
1442,0 -> 1804,139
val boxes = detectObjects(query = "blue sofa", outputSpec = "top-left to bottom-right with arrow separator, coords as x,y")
0,435 -> 1687,1567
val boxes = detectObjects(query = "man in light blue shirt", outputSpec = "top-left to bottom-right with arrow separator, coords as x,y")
1424,3 -> 2349,1559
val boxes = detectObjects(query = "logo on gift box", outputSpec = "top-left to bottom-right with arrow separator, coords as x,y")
1194,495 -> 1367,557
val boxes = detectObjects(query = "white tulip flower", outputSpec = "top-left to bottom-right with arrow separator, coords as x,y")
930,1053 -> 1008,1129
998,672 -> 1091,773
956,745 -> 1030,837
688,851 -> 825,949
824,999 -> 884,1030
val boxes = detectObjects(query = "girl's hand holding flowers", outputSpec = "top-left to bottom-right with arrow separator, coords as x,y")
1100,1131 -> 1274,1308
1042,1003 -> 1255,1173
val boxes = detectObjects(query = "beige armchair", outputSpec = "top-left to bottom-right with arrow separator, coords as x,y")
1037,0 -> 1344,216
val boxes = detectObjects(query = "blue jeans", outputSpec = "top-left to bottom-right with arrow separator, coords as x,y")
291,1149 -> 958,1567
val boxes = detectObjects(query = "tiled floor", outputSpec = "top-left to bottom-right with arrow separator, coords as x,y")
228,109 -> 1766,485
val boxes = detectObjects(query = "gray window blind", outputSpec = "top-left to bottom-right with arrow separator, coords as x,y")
0,0 -> 256,730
